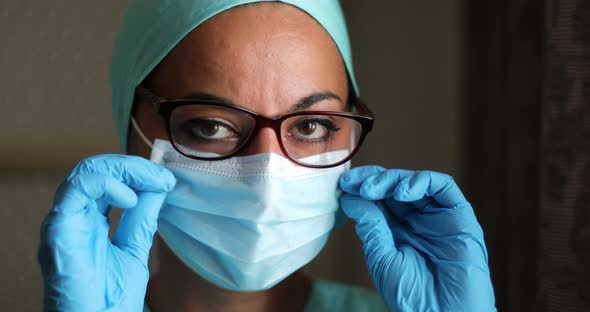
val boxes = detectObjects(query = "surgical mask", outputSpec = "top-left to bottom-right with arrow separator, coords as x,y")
132,119 -> 349,291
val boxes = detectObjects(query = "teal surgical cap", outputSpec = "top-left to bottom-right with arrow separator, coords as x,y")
110,0 -> 359,151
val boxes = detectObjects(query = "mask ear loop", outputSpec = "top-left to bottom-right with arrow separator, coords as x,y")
131,117 -> 154,149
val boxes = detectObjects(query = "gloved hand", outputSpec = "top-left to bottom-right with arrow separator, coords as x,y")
340,166 -> 496,312
38,155 -> 176,312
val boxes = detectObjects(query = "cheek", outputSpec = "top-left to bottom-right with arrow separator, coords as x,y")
127,127 -> 152,159
128,101 -> 168,158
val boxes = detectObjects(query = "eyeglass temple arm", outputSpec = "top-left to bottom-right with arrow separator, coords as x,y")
353,97 -> 374,118
136,85 -> 165,112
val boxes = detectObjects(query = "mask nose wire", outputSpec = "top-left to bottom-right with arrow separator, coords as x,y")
131,117 -> 154,149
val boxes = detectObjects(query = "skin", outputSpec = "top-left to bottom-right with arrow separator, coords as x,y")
127,3 -> 349,312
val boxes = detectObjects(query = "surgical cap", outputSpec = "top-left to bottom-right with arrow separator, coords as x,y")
110,0 -> 359,151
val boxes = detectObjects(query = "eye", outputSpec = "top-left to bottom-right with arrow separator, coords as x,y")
287,117 -> 340,142
180,118 -> 239,142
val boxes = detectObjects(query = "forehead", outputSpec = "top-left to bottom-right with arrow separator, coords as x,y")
143,3 -> 349,115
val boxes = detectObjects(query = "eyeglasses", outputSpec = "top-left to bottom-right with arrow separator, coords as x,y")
135,85 -> 374,168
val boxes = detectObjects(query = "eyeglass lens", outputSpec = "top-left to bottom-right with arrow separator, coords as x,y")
169,104 -> 362,166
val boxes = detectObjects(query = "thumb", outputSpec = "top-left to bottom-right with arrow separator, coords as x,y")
340,194 -> 397,268
112,191 -> 166,266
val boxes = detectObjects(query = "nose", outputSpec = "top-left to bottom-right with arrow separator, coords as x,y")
237,127 -> 286,157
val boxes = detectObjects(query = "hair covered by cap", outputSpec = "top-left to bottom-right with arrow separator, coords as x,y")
110,0 -> 359,151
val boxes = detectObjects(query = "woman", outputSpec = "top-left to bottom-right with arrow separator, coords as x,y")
38,1 -> 496,311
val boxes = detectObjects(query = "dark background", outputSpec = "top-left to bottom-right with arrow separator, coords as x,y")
1,1 -> 588,311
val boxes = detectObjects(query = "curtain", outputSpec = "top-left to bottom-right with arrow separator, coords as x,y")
464,0 -> 589,311
539,0 -> 590,310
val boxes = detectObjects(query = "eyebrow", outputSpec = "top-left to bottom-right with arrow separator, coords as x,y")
289,92 -> 343,112
181,92 -> 236,105
180,91 -> 343,113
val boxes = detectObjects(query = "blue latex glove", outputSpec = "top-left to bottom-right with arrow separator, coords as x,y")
340,166 -> 496,311
38,155 -> 176,312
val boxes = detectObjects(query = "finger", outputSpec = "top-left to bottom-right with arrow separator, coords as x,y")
390,173 -> 487,262
53,174 -> 138,215
339,165 -> 386,195
386,195 -> 435,216
384,203 -> 488,268
390,172 -> 435,213
409,206 -> 485,241
68,155 -> 176,193
393,171 -> 468,208
358,169 -> 414,200
112,191 -> 166,265
383,196 -> 418,224
39,190 -> 110,286
382,197 -> 483,259
340,194 -> 397,265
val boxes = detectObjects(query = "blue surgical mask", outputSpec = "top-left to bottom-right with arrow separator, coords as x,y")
132,119 -> 349,291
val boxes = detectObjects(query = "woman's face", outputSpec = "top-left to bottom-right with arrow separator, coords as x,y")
129,3 -> 350,158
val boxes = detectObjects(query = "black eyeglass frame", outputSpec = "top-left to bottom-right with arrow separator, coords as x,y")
135,85 -> 374,168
